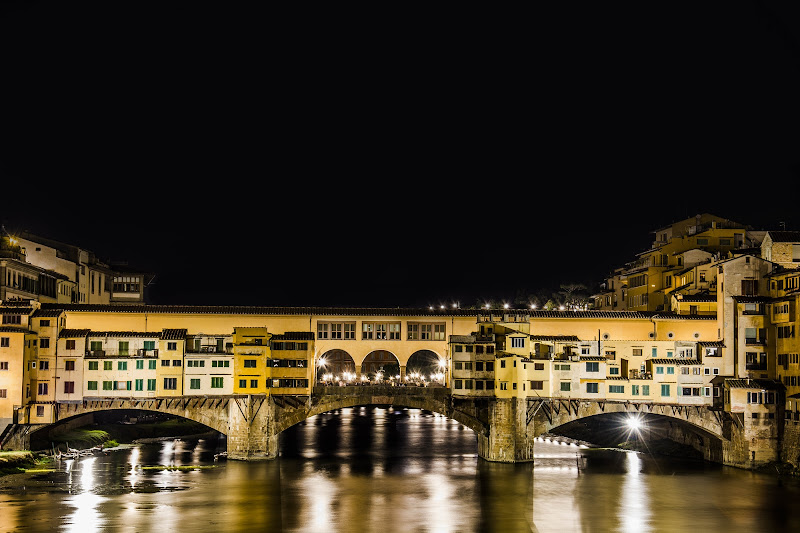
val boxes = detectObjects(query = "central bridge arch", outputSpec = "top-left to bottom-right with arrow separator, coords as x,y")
273,386 -> 488,438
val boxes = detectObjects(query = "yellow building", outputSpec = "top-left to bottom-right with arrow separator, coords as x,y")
770,269 -> 800,400
0,318 -> 34,427
233,327 -> 270,394
156,330 -> 185,396
450,333 -> 496,397
27,308 -> 63,423
268,332 -> 313,395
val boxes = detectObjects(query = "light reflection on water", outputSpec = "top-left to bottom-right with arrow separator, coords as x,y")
1,407 -> 800,533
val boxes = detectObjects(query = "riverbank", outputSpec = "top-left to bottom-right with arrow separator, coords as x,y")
0,451 -> 51,476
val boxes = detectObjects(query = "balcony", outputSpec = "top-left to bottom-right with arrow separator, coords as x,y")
85,349 -> 158,358
629,370 -> 653,380
745,338 -> 767,346
187,345 -> 233,355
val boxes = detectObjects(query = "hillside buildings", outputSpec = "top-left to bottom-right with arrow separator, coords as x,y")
1,230 -> 152,305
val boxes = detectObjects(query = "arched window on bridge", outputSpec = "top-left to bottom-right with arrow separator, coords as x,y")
317,350 -> 356,382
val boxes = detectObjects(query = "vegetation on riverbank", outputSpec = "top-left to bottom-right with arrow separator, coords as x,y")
0,451 -> 53,476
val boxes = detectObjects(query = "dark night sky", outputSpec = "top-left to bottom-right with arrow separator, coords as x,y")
1,2 -> 799,308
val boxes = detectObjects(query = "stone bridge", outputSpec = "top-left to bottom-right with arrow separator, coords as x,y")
2,388 -> 747,466
526,397 -> 741,464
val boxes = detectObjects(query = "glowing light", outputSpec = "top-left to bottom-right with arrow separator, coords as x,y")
626,417 -> 642,431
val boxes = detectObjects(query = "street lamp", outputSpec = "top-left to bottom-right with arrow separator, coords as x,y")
317,357 -> 327,384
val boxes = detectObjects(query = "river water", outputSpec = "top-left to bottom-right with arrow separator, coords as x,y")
1,406 -> 799,533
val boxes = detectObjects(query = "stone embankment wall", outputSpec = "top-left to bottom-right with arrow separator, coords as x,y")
781,421 -> 800,470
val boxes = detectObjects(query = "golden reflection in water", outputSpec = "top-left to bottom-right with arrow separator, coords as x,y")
532,441 -> 581,532
620,452 -> 650,533
423,473 -> 459,533
63,457 -> 106,533
303,472 -> 337,532
128,447 -> 140,489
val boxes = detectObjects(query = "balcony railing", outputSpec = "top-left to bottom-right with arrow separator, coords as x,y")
186,346 -> 233,355
86,349 -> 159,358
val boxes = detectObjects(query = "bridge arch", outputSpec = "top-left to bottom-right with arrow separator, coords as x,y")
16,399 -> 231,452
272,386 -> 488,439
532,400 -> 727,463
406,350 -> 446,384
317,349 -> 357,382
360,350 -> 400,382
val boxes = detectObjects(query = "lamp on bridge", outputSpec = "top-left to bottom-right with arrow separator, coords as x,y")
316,357 -> 327,384
624,414 -> 646,442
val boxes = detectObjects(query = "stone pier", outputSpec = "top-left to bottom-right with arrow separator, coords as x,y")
226,395 -> 277,460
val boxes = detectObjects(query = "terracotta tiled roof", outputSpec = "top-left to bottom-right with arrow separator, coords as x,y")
725,379 -> 784,390
0,307 -> 32,314
0,326 -> 28,333
31,309 -> 64,317
768,231 -> 800,243
40,303 -> 484,317
86,331 -> 160,338
161,329 -> 188,340
530,310 -> 715,320
530,335 -> 580,342
699,340 -> 725,347
272,332 -> 315,341
59,329 -> 91,338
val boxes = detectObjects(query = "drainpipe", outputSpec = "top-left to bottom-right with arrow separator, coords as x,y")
733,297 -> 739,379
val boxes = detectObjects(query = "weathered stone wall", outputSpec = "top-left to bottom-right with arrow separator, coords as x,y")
480,398 -> 535,463
781,421 -> 800,469
226,396 -> 275,460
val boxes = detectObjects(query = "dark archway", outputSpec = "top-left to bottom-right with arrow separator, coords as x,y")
27,408 -> 221,452
318,349 -> 357,382
361,351 -> 400,382
406,350 -> 445,384
549,411 -> 724,463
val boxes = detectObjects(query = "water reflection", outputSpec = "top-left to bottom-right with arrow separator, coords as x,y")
2,408 -> 800,532
63,457 -> 106,533
619,452 -> 649,533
